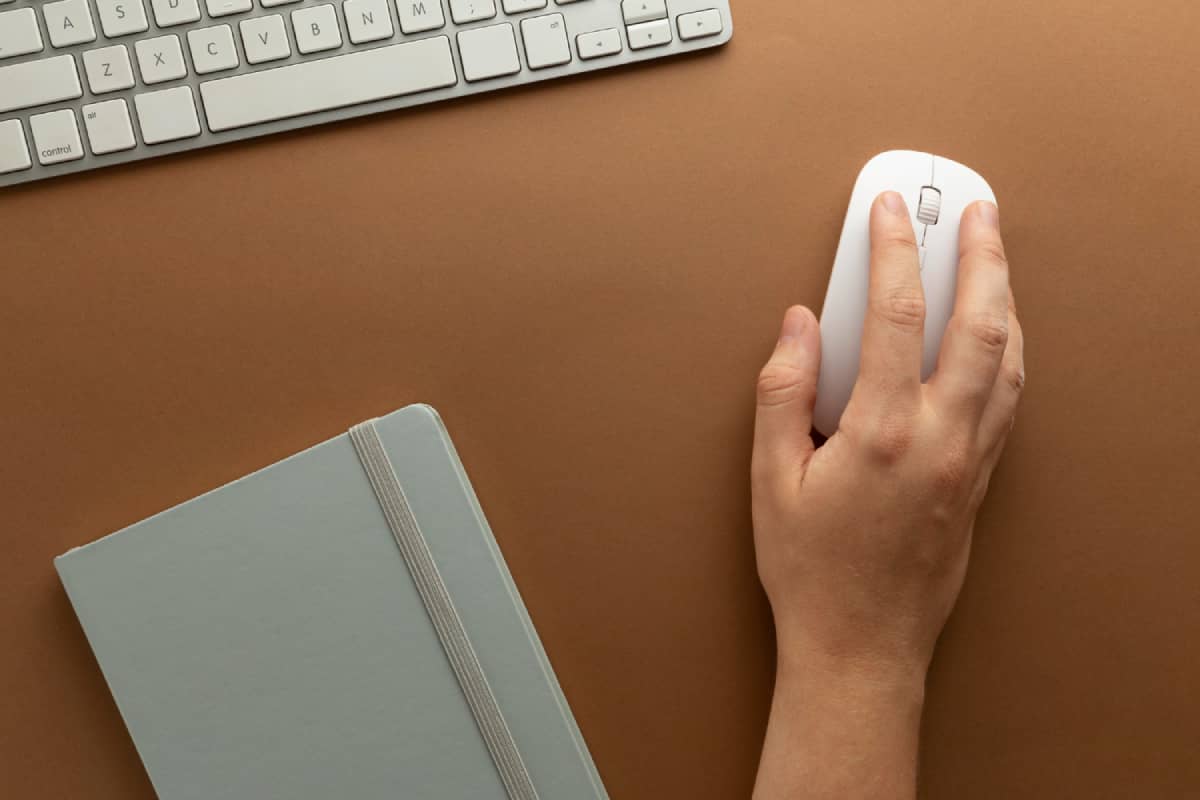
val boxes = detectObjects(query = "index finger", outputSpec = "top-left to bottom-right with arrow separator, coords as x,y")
851,192 -> 927,413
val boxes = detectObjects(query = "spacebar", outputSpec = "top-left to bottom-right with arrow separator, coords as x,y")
200,37 -> 458,132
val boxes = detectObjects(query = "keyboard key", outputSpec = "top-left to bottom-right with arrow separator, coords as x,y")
521,14 -> 570,70
627,18 -> 670,49
135,86 -> 201,143
398,0 -> 445,33
0,56 -> 82,114
188,25 -> 239,74
136,35 -> 187,84
678,9 -> 721,40
260,0 -> 302,5
240,15 -> 290,64
577,28 -> 620,60
200,36 -> 457,131
29,109 -> 84,165
503,0 -> 545,12
457,23 -> 519,82
621,0 -> 665,25
83,45 -> 136,93
150,0 -> 200,27
0,8 -> 44,60
82,98 -> 137,154
44,0 -> 98,48
449,0 -> 495,24
96,0 -> 149,38
205,0 -> 251,17
0,119 -> 32,174
293,5 -> 342,54
345,0 -> 394,44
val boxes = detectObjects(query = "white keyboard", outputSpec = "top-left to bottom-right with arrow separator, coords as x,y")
0,0 -> 732,187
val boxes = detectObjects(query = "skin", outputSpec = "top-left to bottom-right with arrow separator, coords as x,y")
751,192 -> 1025,799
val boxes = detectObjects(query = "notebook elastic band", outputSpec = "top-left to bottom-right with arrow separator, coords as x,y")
348,420 -> 540,800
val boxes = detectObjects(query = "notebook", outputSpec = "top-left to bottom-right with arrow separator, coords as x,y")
56,404 -> 608,800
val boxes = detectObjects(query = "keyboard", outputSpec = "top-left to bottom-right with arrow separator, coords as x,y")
0,0 -> 732,187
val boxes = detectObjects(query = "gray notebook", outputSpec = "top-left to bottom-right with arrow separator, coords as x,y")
56,404 -> 608,800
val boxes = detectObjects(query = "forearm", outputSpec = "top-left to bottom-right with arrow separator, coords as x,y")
753,646 -> 926,800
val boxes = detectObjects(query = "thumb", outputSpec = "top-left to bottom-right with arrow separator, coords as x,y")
753,306 -> 822,483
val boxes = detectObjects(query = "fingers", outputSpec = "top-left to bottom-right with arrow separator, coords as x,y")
852,192 -> 926,415
928,201 -> 1010,425
753,306 -> 822,481
979,297 -> 1025,466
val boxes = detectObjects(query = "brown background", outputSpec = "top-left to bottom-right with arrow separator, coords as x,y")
3,0 -> 1199,797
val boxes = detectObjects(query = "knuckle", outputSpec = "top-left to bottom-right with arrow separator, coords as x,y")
855,416 -> 917,465
960,311 -> 1009,351
880,229 -> 918,250
872,287 -> 926,332
974,240 -> 1009,269
1003,363 -> 1026,394
756,363 -> 811,408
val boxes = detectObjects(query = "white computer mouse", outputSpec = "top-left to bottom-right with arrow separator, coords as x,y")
813,150 -> 997,436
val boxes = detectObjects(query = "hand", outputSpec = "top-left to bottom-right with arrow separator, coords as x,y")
750,192 -> 1024,799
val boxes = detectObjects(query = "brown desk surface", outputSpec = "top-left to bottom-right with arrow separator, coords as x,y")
3,1 -> 1199,797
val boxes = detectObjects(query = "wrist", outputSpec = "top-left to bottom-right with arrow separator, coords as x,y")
774,649 -> 927,716
772,621 -> 930,705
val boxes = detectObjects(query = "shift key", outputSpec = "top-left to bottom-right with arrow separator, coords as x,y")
0,56 -> 82,114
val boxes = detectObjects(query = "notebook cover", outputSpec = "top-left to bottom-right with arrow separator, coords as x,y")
55,404 -> 608,800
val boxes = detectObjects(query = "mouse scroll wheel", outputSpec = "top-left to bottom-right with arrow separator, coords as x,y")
916,187 -> 942,225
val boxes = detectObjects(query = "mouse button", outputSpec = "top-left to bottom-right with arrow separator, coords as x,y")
916,186 -> 942,225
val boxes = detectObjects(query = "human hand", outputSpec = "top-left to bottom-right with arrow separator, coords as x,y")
751,193 -> 1024,798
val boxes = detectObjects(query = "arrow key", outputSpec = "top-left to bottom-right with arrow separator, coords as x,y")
627,18 -> 670,50
577,28 -> 620,60
678,9 -> 722,41
621,0 -> 665,25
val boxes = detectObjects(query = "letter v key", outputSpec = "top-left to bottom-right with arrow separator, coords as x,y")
240,14 -> 291,64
